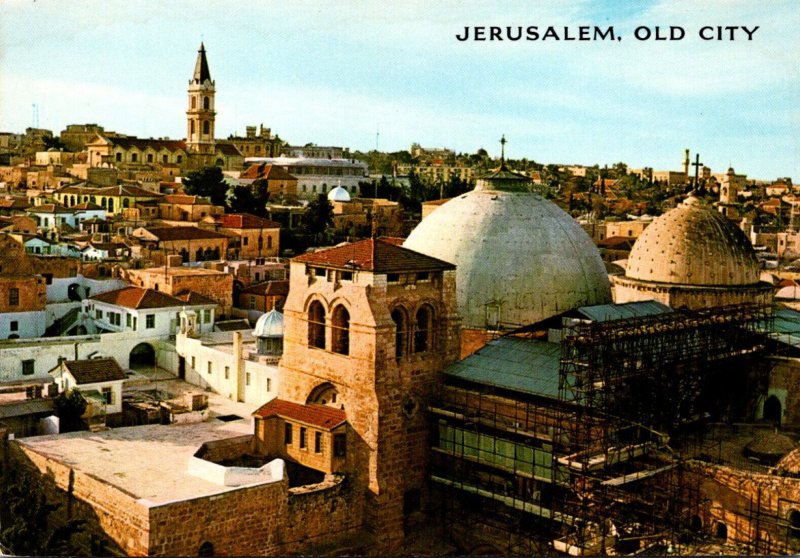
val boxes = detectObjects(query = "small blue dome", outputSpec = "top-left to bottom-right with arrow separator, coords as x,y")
253,309 -> 284,338
327,185 -> 351,202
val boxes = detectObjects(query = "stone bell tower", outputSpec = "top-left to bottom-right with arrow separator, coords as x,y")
279,238 -> 461,552
186,43 -> 216,154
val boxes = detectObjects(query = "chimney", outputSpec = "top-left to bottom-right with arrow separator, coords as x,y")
233,331 -> 245,402
167,254 -> 182,268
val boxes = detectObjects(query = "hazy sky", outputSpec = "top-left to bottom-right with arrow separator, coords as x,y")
1,0 -> 798,179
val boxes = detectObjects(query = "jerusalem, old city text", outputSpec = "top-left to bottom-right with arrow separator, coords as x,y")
455,26 -> 618,41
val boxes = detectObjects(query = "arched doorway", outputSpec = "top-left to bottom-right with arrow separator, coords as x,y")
129,343 -> 156,369
198,541 -> 214,556
715,521 -> 728,541
764,395 -> 782,425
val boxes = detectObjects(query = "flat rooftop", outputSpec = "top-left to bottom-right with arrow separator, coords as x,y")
17,420 -> 255,506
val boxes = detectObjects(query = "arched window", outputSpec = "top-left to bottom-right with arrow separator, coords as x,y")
123,198 -> 130,208
331,305 -> 350,355
414,305 -> 434,353
308,301 -> 326,349
257,236 -> 263,251
70,195 -> 76,206
204,248 -> 213,261
191,97 -> 196,109
191,121 -> 195,135
198,541 -> 214,557
195,248 -> 204,261
215,158 -> 224,167
267,236 -> 272,249
391,307 -> 408,358
107,198 -> 114,212
203,121 -> 210,135
180,248 -> 189,263
203,96 -> 210,110
307,382 -> 339,407
211,247 -> 220,260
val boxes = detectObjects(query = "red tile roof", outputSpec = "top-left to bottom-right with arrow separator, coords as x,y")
253,399 -> 346,430
106,136 -> 188,153
90,286 -> 197,309
294,238 -> 455,273
63,358 -> 127,384
215,142 -> 243,157
241,163 -> 297,181
145,226 -> 230,241
174,290 -> 218,306
28,203 -> 74,214
217,213 -> 281,230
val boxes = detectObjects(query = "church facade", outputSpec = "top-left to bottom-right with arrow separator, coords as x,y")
86,44 -> 243,173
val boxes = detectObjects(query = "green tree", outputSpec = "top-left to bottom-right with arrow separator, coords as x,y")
229,181 -> 270,216
301,194 -> 334,244
0,468 -> 86,556
183,166 -> 230,207
54,389 -> 87,433
229,185 -> 256,214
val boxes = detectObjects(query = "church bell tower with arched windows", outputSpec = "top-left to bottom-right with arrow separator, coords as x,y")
186,43 -> 216,154
278,238 -> 461,552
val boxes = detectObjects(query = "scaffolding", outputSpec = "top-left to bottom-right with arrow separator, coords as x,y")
554,303 -> 773,554
429,303 -> 775,555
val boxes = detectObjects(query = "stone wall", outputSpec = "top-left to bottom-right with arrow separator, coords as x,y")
148,479 -> 287,556
691,461 -> 800,554
284,475 -> 366,554
767,357 -> 800,427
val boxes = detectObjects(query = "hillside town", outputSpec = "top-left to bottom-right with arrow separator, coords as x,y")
2,44 -> 800,557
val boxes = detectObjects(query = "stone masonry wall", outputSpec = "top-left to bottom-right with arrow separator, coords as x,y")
691,461 -> 800,554
148,480 -> 288,556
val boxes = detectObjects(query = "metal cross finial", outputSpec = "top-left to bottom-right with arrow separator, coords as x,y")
691,153 -> 703,190
500,135 -> 507,163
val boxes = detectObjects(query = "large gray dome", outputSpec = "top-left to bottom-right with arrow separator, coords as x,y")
626,196 -> 760,286
404,188 -> 611,329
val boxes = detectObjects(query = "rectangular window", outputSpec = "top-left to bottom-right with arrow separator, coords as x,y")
387,273 -> 400,283
243,236 -> 249,246
266,378 -> 271,392
299,427 -> 307,449
314,432 -> 322,453
224,366 -> 229,380
147,153 -> 153,163
417,272 -> 429,281
131,153 -> 138,162
102,387 -> 113,405
126,314 -> 131,328
341,271 -> 353,281
10,321 -> 18,332
133,316 -> 137,330
284,423 -> 293,445
246,372 -> 251,386
249,296 -> 256,309
203,309 -> 211,324
115,152 -> 122,162
191,356 -> 196,369
146,314 -> 155,329
22,359 -> 34,376
96,309 -> 103,320
207,362 -> 212,375
333,433 -> 346,457
9,288 -> 19,306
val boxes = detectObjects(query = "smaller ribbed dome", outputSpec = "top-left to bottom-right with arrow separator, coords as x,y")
253,309 -> 284,338
327,185 -> 351,202
625,196 -> 760,286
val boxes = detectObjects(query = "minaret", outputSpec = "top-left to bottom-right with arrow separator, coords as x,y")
186,43 -> 216,154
